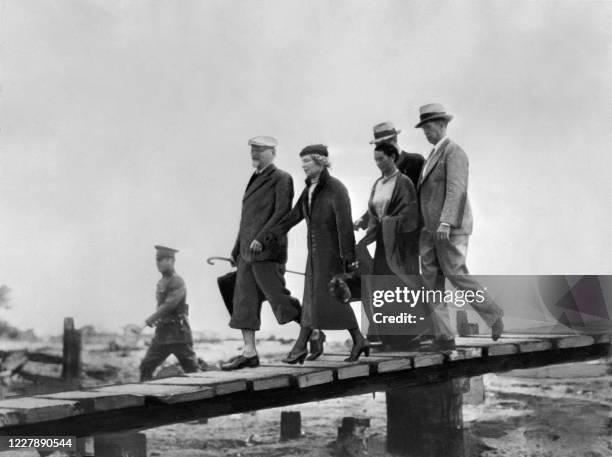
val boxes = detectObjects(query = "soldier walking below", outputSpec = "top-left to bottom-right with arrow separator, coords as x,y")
139,245 -> 199,381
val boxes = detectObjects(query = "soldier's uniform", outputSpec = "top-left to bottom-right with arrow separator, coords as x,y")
139,246 -> 199,381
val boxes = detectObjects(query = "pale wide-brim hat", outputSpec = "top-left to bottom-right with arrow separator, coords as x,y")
415,103 -> 454,128
369,121 -> 402,144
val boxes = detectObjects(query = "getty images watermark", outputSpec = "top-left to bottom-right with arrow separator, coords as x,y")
360,275 -> 490,336
370,286 -> 485,323
360,275 -> 612,336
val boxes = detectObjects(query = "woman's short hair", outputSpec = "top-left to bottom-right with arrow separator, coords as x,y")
310,154 -> 331,168
374,142 -> 399,162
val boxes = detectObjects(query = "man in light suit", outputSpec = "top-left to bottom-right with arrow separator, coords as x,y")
416,104 -> 504,350
221,136 -> 301,370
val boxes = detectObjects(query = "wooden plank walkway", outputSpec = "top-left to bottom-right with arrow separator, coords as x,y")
0,333 -> 609,437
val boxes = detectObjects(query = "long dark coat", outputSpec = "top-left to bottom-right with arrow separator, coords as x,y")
272,168 -> 358,330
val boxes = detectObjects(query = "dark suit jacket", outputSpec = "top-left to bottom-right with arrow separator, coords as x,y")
356,150 -> 424,230
397,150 -> 425,188
232,164 -> 294,263
417,139 -> 472,235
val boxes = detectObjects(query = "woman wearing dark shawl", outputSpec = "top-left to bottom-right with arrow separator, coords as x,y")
359,142 -> 425,349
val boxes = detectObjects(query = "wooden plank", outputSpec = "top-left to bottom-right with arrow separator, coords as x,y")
1,351 -> 28,372
0,397 -> 79,423
487,344 -> 518,356
467,333 -> 574,343
413,352 -> 445,368
149,376 -> 222,386
203,366 -> 292,391
374,356 -> 413,374
371,350 -> 445,369
555,335 -> 595,349
593,333 -> 611,344
447,347 -> 483,361
302,355 -> 370,380
192,367 -> 293,391
506,339 -> 552,353
181,372 -> 247,395
326,351 -> 413,373
261,364 -> 334,388
0,408 -> 22,427
26,351 -> 63,365
252,374 -> 291,391
37,390 -> 144,412
295,369 -> 333,388
456,337 -> 518,356
93,383 -> 213,404
465,337 -> 551,353
150,375 -> 248,395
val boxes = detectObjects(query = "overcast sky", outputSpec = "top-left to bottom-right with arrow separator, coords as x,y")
1,0 -> 611,337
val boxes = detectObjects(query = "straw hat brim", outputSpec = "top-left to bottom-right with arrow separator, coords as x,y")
369,130 -> 401,144
415,113 -> 453,128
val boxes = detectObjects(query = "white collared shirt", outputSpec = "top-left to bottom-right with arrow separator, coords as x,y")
255,163 -> 272,174
430,135 -> 449,157
372,170 -> 400,218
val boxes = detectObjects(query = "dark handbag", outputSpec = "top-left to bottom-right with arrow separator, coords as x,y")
329,241 -> 373,303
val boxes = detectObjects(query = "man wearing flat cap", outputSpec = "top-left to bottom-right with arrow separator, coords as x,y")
415,103 -> 504,350
221,136 -> 301,370
355,121 -> 425,273
139,245 -> 199,381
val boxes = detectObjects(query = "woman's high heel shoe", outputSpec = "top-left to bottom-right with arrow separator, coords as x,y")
344,339 -> 370,362
282,348 -> 308,365
306,330 -> 326,361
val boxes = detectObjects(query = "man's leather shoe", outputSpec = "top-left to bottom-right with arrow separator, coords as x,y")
220,354 -> 259,370
492,318 -> 504,341
425,339 -> 456,351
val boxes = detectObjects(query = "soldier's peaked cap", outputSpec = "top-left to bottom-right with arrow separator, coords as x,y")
248,136 -> 278,148
155,245 -> 179,259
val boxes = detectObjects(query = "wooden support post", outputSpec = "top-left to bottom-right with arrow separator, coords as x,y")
462,376 -> 485,405
76,436 -> 95,456
280,411 -> 301,441
61,317 -> 81,381
456,311 -> 479,336
386,379 -> 464,457
94,432 -> 147,457
337,417 -> 370,439
456,310 -> 469,336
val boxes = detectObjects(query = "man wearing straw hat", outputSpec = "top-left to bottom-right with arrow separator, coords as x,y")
354,121 -> 425,234
415,103 -> 504,350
